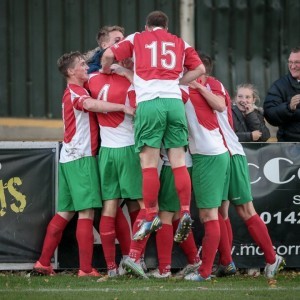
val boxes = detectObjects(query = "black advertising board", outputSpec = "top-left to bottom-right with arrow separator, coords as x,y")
228,143 -> 300,268
58,143 -> 300,269
0,142 -> 299,269
0,142 -> 58,270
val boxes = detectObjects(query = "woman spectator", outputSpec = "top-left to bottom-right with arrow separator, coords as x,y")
232,84 -> 270,142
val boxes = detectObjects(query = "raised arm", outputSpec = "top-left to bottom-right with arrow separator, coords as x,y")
179,64 -> 206,86
189,80 -> 226,112
101,48 -> 115,74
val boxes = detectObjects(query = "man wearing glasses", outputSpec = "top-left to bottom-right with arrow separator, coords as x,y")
264,46 -> 300,142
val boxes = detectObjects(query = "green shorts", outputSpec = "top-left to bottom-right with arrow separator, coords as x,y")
158,166 -> 192,212
99,145 -> 142,200
226,154 -> 253,205
58,156 -> 102,212
134,98 -> 188,153
192,152 -> 230,209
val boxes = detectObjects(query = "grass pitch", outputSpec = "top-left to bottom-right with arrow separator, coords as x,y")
0,270 -> 300,300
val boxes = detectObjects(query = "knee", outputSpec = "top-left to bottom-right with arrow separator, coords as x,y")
236,203 -> 256,221
199,208 -> 218,223
79,208 -> 94,219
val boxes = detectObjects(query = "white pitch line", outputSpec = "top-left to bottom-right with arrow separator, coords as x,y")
1,287 -> 300,293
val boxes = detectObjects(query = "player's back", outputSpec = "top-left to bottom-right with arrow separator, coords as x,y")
133,28 -> 186,81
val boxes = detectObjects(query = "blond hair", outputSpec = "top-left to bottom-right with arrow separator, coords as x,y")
96,25 -> 125,48
235,83 -> 260,104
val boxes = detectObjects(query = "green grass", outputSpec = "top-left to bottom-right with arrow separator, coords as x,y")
0,271 -> 300,300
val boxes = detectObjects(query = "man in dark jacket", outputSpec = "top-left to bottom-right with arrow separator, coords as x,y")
264,46 -> 300,142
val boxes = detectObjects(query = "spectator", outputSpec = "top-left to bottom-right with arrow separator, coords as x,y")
232,83 -> 270,142
264,46 -> 300,142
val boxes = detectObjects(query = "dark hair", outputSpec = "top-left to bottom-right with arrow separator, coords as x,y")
291,46 -> 300,54
198,52 -> 213,75
96,25 -> 125,47
57,51 -> 83,78
146,11 -> 168,29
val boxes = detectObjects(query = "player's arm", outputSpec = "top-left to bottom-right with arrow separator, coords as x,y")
189,80 -> 226,112
101,48 -> 115,74
111,64 -> 134,83
83,97 -> 135,116
179,64 -> 206,85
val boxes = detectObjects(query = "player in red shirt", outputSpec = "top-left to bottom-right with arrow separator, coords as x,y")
101,11 -> 205,251
33,51 -> 102,277
33,52 -> 134,277
85,60 -> 142,277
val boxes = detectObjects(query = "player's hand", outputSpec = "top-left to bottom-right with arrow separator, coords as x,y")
188,80 -> 201,90
110,64 -> 126,76
123,106 -> 135,116
99,67 -> 112,74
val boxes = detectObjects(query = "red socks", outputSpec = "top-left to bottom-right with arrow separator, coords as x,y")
129,209 -> 140,229
115,207 -> 131,256
142,168 -> 160,220
172,166 -> 191,215
129,209 -> 147,261
156,224 -> 173,273
218,213 -> 233,265
199,220 -> 220,278
39,214 -> 68,266
179,232 -> 200,264
224,217 -> 233,248
99,216 -> 117,270
76,218 -> 94,273
128,237 -> 149,262
173,219 -> 200,264
245,214 -> 276,264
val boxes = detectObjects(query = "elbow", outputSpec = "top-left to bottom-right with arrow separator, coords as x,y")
219,104 -> 227,112
83,102 -> 89,110
197,64 -> 206,77
193,64 -> 206,79
214,104 -> 227,112
83,100 -> 93,111
101,48 -> 115,63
